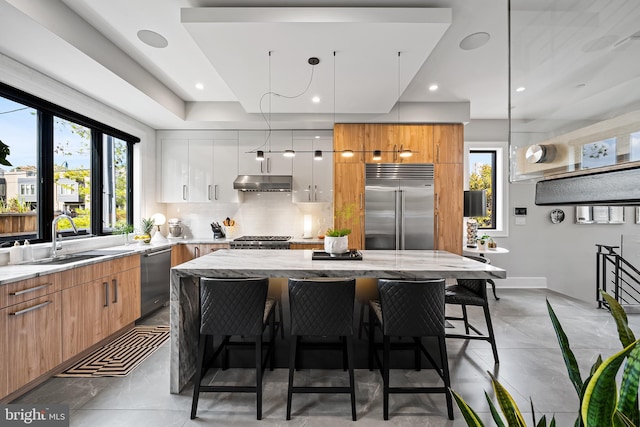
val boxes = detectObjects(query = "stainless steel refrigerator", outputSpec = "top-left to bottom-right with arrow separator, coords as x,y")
364,163 -> 434,250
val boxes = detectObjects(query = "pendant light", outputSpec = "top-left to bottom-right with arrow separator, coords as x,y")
256,150 -> 265,161
372,150 -> 382,161
314,150 -> 323,160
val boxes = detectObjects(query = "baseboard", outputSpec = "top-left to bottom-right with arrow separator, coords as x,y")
493,277 -> 547,289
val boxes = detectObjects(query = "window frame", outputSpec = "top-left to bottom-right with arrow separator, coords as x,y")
464,140 -> 509,237
0,82 -> 138,244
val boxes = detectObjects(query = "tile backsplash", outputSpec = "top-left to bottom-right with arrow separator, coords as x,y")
165,192 -> 333,239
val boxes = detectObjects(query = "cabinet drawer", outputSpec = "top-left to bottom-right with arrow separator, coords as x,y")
0,274 -> 60,309
1,293 -> 62,397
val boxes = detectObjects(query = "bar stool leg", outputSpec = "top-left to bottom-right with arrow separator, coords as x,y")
414,337 -> 421,371
190,335 -> 207,419
461,305 -> 470,334
269,310 -> 276,371
438,335 -> 454,420
383,335 -> 390,420
342,336 -> 348,371
483,303 -> 500,364
286,335 -> 298,420
255,334 -> 263,420
368,305 -> 375,371
346,335 -> 357,421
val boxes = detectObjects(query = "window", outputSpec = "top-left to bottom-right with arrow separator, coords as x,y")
630,131 -> 640,161
102,134 -> 130,232
468,150 -> 496,229
465,141 -> 508,236
0,83 -> 138,243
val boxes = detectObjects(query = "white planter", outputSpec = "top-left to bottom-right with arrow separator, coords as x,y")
324,236 -> 349,255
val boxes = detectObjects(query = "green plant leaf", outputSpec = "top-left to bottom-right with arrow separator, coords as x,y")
0,139 -> 11,167
547,298 -> 583,396
602,291 -> 636,348
550,417 -> 557,427
617,344 -> 640,425
591,355 -> 604,376
582,340 -> 639,426
488,372 -> 527,427
485,391 -> 506,427
614,410 -> 636,427
536,415 -> 547,427
451,389 -> 485,427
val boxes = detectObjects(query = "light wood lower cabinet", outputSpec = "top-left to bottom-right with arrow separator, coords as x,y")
1,292 -> 62,399
172,243 -> 230,266
62,256 -> 141,360
290,243 -> 324,250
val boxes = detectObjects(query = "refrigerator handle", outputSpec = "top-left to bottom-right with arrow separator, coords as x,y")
400,190 -> 406,249
395,190 -> 401,250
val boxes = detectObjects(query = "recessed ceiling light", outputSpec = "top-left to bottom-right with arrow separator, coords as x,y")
429,84 -> 438,91
515,86 -> 526,92
137,30 -> 168,49
312,96 -> 320,103
314,135 -> 320,139
195,83 -> 204,90
459,32 -> 490,51
575,83 -> 587,88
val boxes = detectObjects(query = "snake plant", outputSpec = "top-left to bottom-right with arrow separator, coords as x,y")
452,291 -> 640,427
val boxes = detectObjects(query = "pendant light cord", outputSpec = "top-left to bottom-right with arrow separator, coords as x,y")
397,51 -> 401,123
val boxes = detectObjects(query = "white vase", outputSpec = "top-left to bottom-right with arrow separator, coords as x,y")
324,235 -> 349,255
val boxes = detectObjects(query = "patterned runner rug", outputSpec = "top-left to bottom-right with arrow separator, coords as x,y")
57,325 -> 170,377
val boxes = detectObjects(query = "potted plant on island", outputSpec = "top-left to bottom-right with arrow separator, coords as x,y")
324,203 -> 358,255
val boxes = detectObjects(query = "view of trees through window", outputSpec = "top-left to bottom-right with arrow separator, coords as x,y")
469,150 -> 496,229
0,97 -> 38,240
0,86 -> 134,243
54,116 -> 91,233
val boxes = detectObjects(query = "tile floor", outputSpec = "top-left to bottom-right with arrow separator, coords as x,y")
14,289 -> 637,426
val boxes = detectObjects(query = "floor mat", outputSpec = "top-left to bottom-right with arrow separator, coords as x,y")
56,325 -> 170,378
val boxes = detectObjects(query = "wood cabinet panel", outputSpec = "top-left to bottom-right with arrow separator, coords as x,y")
397,124 -> 434,163
109,268 -> 141,333
2,293 -> 62,395
365,124 -> 396,163
1,273 -> 60,308
171,245 -> 191,266
434,124 -> 463,164
334,162 -> 365,249
290,243 -> 324,250
435,163 -> 463,255
334,124 -> 365,163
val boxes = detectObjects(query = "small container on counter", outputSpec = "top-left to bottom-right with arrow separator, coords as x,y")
10,241 -> 23,265
23,240 -> 34,261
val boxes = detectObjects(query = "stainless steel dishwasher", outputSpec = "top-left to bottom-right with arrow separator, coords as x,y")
140,247 -> 172,317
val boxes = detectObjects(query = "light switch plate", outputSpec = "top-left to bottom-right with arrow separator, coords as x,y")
515,217 -> 526,225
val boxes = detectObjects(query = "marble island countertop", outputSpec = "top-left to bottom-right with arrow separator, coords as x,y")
173,248 -> 507,280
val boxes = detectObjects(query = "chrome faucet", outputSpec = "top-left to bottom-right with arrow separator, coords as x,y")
52,214 -> 78,258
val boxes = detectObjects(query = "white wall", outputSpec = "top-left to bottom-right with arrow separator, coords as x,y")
465,119 -> 638,303
0,53 -> 160,226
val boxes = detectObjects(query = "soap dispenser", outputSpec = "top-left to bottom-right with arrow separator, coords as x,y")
23,240 -> 34,262
10,241 -> 23,265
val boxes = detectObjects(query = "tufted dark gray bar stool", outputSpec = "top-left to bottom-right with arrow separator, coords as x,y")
190,277 -> 276,420
368,278 -> 453,420
286,278 -> 357,421
445,275 -> 499,364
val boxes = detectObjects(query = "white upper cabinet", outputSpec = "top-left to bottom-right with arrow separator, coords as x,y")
292,131 -> 333,203
159,139 -> 190,203
212,139 -> 239,203
158,131 -> 238,203
238,130 -> 293,175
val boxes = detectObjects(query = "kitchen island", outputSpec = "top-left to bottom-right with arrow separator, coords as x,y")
170,249 -> 507,393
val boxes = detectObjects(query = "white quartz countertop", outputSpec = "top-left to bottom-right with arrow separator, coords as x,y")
172,249 -> 507,280
0,243 -> 172,285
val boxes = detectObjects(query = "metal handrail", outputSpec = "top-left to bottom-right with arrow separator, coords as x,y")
597,244 -> 640,308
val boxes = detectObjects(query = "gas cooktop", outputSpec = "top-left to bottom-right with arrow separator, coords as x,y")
233,236 -> 292,242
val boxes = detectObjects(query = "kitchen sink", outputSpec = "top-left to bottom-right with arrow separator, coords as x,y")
24,249 -> 135,265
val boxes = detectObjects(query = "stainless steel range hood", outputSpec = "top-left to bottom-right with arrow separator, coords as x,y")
233,175 -> 293,192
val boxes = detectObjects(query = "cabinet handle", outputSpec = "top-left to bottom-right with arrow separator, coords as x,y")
436,145 -> 440,163
195,246 -> 200,258
9,300 -> 51,316
112,279 -> 118,304
435,213 -> 439,250
314,185 -> 318,202
260,160 -> 264,173
182,185 -> 187,201
267,158 -> 271,173
104,282 -> 109,307
214,184 -> 219,201
9,283 -> 51,296
308,185 -> 311,201
208,185 -> 212,201
360,193 -> 363,210
393,144 -> 397,162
